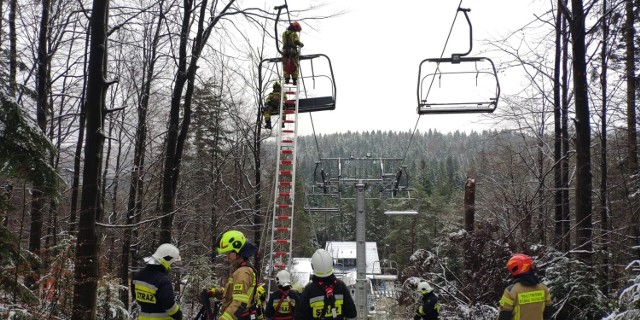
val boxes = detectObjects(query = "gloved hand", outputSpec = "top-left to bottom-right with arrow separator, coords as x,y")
201,288 -> 216,297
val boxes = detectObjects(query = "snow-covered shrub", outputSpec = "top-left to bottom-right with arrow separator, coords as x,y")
545,252 -> 608,319
96,276 -> 129,320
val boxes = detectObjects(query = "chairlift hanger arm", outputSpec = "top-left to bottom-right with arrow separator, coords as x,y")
273,2 -> 290,56
452,7 -> 473,60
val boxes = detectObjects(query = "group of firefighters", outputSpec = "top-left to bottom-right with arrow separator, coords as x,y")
130,16 -> 553,320
131,229 -> 552,320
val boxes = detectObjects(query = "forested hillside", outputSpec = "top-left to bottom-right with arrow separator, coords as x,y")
1,0 -> 639,319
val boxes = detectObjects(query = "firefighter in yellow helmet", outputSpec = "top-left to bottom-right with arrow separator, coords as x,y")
282,21 -> 304,85
132,243 -> 183,320
205,230 -> 260,320
263,82 -> 281,130
498,254 -> 553,320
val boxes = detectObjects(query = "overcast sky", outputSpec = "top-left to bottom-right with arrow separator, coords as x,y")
268,0 -> 551,136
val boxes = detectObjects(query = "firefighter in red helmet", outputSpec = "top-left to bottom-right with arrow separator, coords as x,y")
282,21 -> 304,85
498,254 -> 553,320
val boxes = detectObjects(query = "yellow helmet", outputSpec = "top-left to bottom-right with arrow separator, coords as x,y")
217,230 -> 246,254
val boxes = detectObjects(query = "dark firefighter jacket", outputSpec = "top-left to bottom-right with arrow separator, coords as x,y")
293,275 -> 357,320
415,291 -> 439,320
131,264 -> 182,320
498,272 -> 553,320
265,286 -> 301,320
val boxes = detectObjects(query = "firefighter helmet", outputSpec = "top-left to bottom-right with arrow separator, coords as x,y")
273,81 -> 281,90
144,243 -> 181,270
311,249 -> 333,277
291,21 -> 302,32
417,281 -> 433,294
506,254 -> 533,276
217,230 -> 246,254
276,270 -> 292,287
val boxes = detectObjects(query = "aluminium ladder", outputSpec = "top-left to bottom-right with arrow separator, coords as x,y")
267,80 -> 300,277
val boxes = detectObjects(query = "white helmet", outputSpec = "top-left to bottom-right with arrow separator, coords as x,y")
418,281 -> 433,294
144,243 -> 181,270
311,249 -> 333,277
276,270 -> 292,287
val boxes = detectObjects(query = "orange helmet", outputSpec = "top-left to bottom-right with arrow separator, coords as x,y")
290,21 -> 302,32
506,254 -> 533,276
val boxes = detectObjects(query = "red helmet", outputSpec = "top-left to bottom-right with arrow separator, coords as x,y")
506,254 -> 533,276
290,21 -> 302,32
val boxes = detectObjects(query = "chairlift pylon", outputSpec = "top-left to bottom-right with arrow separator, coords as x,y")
417,7 -> 500,115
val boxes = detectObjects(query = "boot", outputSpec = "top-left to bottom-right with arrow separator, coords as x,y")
264,120 -> 272,129
285,77 -> 291,84
292,78 -> 297,85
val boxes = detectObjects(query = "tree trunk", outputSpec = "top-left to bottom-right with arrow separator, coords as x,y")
121,1 -> 165,306
600,0 -> 610,295
561,8 -> 571,253
28,0 -> 52,283
553,0 -> 564,251
72,1 -> 110,318
464,178 -> 475,232
625,0 -> 640,258
569,0 -> 593,264
69,25 -> 91,234
8,0 -> 17,96
160,0 -> 235,243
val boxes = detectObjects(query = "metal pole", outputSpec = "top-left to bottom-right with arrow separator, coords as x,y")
355,181 -> 367,320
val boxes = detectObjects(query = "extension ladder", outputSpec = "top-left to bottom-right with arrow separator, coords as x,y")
267,80 -> 300,278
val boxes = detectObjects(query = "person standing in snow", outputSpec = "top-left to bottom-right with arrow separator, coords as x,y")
265,269 -> 300,320
414,281 -> 440,320
498,254 -> 553,320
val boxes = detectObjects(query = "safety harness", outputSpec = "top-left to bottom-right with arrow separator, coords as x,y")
317,278 -> 337,320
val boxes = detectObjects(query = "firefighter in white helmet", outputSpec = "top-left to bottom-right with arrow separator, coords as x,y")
294,249 -> 356,319
265,269 -> 301,320
132,243 -> 183,320
414,281 -> 440,320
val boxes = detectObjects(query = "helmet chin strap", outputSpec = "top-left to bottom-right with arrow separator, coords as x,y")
159,258 -> 172,271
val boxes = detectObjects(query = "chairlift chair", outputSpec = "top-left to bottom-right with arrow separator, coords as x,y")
416,7 -> 501,115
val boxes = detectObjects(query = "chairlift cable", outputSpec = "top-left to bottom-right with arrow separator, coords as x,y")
400,0 -> 464,168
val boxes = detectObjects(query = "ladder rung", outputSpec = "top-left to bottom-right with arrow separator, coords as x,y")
278,192 -> 290,197
273,251 -> 289,256
281,150 -> 293,155
283,119 -> 294,123
280,170 -> 292,175
283,130 -> 294,133
275,215 -> 291,220
278,204 -> 291,209
284,110 -> 295,114
281,160 -> 293,165
285,91 -> 296,95
282,139 -> 293,143
273,239 -> 289,243
274,264 -> 287,269
279,181 -> 292,187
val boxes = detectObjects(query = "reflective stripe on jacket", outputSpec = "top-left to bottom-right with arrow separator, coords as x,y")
132,265 -> 181,320
498,282 -> 552,320
219,262 -> 257,320
294,276 -> 357,319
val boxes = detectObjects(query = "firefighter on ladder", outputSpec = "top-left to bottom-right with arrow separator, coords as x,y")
282,21 -> 304,85
263,82 -> 282,130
